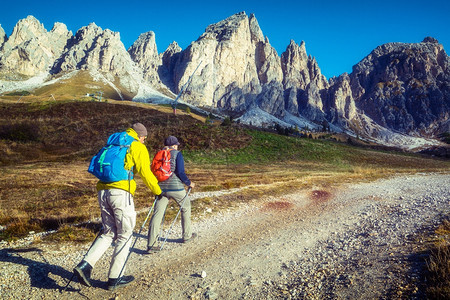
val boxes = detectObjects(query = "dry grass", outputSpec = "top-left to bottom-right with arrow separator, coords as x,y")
41,224 -> 98,243
426,218 -> 450,299
0,162 -> 98,240
2,154 -> 444,242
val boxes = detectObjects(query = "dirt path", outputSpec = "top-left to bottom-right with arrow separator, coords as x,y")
1,173 -> 449,299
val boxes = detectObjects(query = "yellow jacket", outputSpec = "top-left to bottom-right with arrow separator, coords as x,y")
96,128 -> 162,196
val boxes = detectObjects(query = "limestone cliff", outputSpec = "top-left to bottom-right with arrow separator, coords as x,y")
128,31 -> 161,84
52,23 -> 143,94
280,40 -> 328,120
163,12 -> 329,121
0,25 -> 6,49
168,12 -> 264,108
0,16 -> 71,77
326,37 -> 450,136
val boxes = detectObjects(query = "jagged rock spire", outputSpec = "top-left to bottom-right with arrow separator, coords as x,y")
0,25 -> 6,49
52,22 -> 145,94
128,31 -> 161,83
0,15 -> 71,77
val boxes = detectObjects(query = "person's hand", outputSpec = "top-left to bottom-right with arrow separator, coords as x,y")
189,182 -> 195,189
156,193 -> 166,201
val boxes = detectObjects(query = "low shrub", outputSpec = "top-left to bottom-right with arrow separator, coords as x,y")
0,122 -> 40,142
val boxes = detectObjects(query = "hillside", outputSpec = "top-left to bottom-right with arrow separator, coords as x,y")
1,98 -> 449,241
0,99 -> 249,165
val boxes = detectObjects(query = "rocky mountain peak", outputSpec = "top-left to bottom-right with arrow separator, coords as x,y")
170,11 -> 267,107
54,23 -> 125,72
281,40 -> 309,89
0,25 -> 6,49
200,11 -> 264,45
52,23 -> 145,96
282,40 -> 327,89
248,13 -> 264,43
0,16 -> 72,77
160,11 -> 331,122
422,36 -> 439,44
330,37 -> 450,136
128,31 -> 158,58
8,15 -> 46,46
128,31 -> 158,64
203,11 -> 247,40
161,41 -> 182,72
128,31 -> 161,84
159,41 -> 182,89
50,22 -> 70,37
163,41 -> 182,58
72,23 -> 103,43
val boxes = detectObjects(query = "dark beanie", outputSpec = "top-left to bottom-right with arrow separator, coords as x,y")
131,123 -> 147,137
164,136 -> 180,146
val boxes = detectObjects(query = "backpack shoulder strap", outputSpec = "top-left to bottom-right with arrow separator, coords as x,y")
107,132 -> 135,147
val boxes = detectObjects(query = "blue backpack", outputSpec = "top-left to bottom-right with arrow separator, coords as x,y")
88,132 -> 135,182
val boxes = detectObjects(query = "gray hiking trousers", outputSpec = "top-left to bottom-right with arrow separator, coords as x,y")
84,189 -> 136,279
147,190 -> 191,249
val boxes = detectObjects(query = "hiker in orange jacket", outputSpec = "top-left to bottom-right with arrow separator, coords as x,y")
74,123 -> 162,291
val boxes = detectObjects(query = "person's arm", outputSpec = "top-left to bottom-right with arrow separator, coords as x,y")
132,142 -> 162,195
174,152 -> 192,186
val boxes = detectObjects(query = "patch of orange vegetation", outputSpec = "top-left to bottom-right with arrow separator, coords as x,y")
310,190 -> 332,203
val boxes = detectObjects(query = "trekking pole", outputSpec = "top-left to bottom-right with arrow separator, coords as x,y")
114,196 -> 157,288
159,188 -> 192,251
63,226 -> 103,292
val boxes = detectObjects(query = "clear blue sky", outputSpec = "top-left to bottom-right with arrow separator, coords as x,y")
1,0 -> 449,79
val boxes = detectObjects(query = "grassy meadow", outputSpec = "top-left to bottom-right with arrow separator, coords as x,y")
0,98 -> 448,297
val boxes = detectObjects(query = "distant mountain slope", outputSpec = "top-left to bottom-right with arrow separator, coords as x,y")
329,37 -> 449,136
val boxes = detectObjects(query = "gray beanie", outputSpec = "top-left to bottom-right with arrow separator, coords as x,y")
131,122 -> 147,137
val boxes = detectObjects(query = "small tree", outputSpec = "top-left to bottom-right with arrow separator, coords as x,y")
321,120 -> 329,132
221,116 -> 232,126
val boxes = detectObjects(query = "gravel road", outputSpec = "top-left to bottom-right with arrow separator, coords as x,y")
0,172 -> 448,299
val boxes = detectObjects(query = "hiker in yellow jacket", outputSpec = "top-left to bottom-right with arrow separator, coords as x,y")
74,123 -> 162,291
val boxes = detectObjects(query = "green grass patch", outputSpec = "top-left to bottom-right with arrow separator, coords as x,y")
5,91 -> 31,96
185,129 -> 359,170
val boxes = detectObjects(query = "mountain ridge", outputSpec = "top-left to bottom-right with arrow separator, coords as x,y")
0,13 -> 448,151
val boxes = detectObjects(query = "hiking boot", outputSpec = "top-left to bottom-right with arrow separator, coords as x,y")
74,260 -> 92,287
183,232 -> 197,243
145,246 -> 161,254
108,275 -> 135,291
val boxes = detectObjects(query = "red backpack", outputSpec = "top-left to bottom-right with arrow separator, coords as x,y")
151,149 -> 173,182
